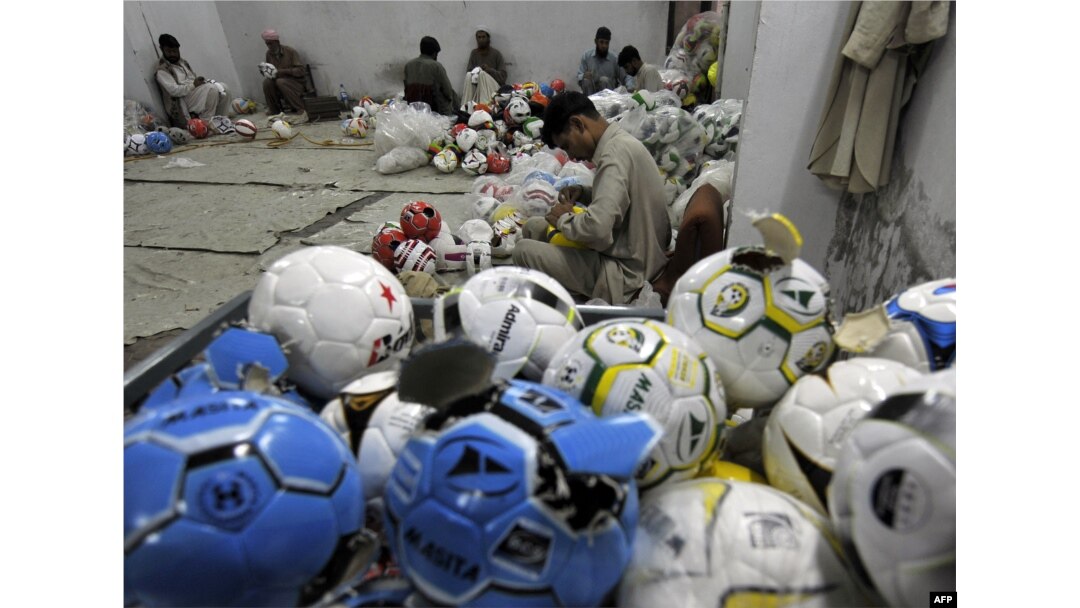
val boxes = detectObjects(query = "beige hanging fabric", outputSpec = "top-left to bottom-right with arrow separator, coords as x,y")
808,1 -> 950,194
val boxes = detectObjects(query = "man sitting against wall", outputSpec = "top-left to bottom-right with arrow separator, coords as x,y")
260,28 -> 308,124
155,33 -> 231,127
404,36 -> 461,118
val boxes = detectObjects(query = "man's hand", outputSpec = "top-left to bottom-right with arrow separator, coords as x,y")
193,76 -> 206,87
583,70 -> 593,81
545,202 -> 575,228
558,185 -> 583,205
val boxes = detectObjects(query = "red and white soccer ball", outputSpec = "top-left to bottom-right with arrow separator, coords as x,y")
393,239 -> 437,275
371,222 -> 407,272
233,119 -> 257,139
248,245 -> 414,400
346,117 -> 369,138
400,200 -> 443,241
187,117 -> 210,139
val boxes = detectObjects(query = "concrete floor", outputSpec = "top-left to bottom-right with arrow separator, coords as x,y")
123,110 -> 481,371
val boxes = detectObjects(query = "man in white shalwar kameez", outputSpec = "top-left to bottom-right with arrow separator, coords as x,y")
155,33 -> 231,127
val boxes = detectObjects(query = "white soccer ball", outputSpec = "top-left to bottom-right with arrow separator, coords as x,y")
460,148 -> 488,175
504,96 -> 531,125
762,357 -> 923,514
258,62 -> 278,79
209,115 -> 235,134
618,478 -> 874,608
667,246 -> 835,410
393,238 -> 437,275
455,127 -> 478,152
543,318 -> 727,489
318,370 -> 434,527
470,195 -> 500,222
351,105 -> 368,119
433,266 -> 583,380
859,278 -> 956,373
427,229 -> 465,272
456,219 -> 495,276
828,368 -> 955,608
271,119 -> 294,139
345,117 -> 369,138
248,245 -> 414,400
124,133 -> 149,156
432,147 -> 458,173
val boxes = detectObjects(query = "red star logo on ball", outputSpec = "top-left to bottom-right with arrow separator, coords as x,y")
379,282 -> 397,311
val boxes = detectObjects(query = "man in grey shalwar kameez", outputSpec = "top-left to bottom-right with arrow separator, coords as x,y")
155,33 -> 230,127
512,92 -> 670,305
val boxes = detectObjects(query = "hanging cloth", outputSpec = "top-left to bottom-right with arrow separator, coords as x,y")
808,1 -> 950,194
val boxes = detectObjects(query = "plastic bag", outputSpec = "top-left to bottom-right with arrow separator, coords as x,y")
163,157 -> 206,169
471,175 -> 518,202
588,90 -> 637,120
692,99 -> 744,158
668,159 -> 734,227
124,99 -> 165,135
374,102 -> 451,157
617,104 -> 707,180
375,146 -> 430,174
664,11 -> 726,96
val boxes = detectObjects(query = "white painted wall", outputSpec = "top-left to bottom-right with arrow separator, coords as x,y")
729,0 -> 850,270
125,1 -> 669,117
719,0 -> 759,101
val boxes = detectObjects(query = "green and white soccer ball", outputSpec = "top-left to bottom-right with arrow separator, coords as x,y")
542,318 -> 727,489
618,478 -> 873,608
762,357 -> 922,514
828,368 -> 956,608
667,246 -> 835,410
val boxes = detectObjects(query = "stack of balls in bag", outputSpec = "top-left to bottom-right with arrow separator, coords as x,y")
125,143 -> 956,606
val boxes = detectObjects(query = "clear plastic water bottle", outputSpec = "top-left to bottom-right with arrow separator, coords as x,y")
339,84 -> 349,108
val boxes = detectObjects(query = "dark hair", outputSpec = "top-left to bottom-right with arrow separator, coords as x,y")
617,45 -> 640,68
420,36 -> 441,56
595,26 -> 612,41
541,91 -> 601,148
158,33 -> 180,49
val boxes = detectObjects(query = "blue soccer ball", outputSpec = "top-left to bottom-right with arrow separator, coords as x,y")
144,130 -> 173,154
861,277 -> 956,373
124,390 -> 365,607
384,379 -> 660,606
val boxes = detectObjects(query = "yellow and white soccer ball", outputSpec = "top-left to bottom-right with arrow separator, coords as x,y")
319,370 -> 434,528
271,119 -> 294,139
543,318 -> 727,489
618,478 -> 873,608
762,357 -> 922,514
248,245 -> 414,400
667,246 -> 834,410
433,267 -> 583,381
432,147 -> 458,173
828,368 -> 955,608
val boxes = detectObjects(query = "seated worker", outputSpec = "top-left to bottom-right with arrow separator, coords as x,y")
512,92 -> 670,305
462,26 -> 507,107
260,28 -> 308,122
404,36 -> 461,118
617,45 -> 663,93
155,33 -> 230,127
577,27 -> 631,95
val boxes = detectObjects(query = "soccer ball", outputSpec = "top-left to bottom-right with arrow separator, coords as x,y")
187,117 -> 210,139
234,118 -> 258,139
318,371 -> 433,528
124,133 -> 149,156
371,223 -> 407,272
345,117 -> 369,138
433,267 -> 584,380
258,62 -> 278,79
860,278 -> 956,373
762,357 -> 922,514
550,79 -> 565,93
468,110 -> 494,130
828,368 -> 956,608
520,117 -> 544,140
503,96 -> 531,125
143,130 -> 173,154
460,149 -> 488,175
232,97 -> 256,114
470,195 -> 500,222
433,147 -> 459,173
617,478 -> 872,608
167,127 -> 190,145
210,115 -> 235,134
542,318 -> 727,489
455,127 -> 478,152
351,105 -> 368,119
124,390 -> 364,607
486,151 -> 511,174
457,219 -> 495,276
667,246 -> 835,409
400,200 -> 443,242
393,238 -> 438,275
247,246 -> 414,400
518,180 -> 559,217
384,379 -> 661,607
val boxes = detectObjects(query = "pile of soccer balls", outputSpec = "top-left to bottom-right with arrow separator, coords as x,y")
126,231 -> 956,606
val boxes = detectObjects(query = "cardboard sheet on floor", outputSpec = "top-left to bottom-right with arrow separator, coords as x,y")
125,182 -> 372,253
124,247 -> 262,343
